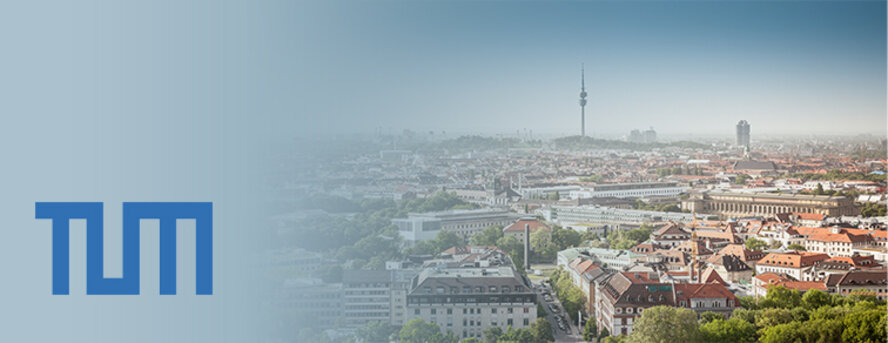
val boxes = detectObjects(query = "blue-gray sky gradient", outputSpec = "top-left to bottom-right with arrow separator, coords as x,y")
287,1 -> 887,138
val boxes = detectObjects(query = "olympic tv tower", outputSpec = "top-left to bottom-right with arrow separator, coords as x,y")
579,64 -> 588,137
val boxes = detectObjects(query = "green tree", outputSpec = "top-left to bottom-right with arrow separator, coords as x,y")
398,318 -> 458,343
471,225 -> 504,246
530,228 -> 558,262
759,322 -> 803,343
785,243 -> 806,251
735,174 -> 751,184
551,226 -> 582,250
482,326 -> 503,343
842,310 -> 887,343
627,306 -> 700,343
699,318 -> 757,343
357,321 -> 397,343
554,275 -> 586,322
462,338 -> 479,343
744,237 -> 768,252
496,235 -> 524,272
529,318 -> 555,342
601,336 -> 627,343
738,296 -> 758,310
755,308 -> 794,329
499,327 -> 536,343
814,183 -> 825,195
810,305 -> 848,321
861,202 -> 888,217
798,318 -> 844,343
698,311 -> 724,324
732,308 -> 757,324
583,318 -> 599,342
790,307 -> 809,322
611,239 -> 636,250
802,289 -> 831,310
764,285 -> 802,308
433,231 -> 463,254
599,327 -> 610,340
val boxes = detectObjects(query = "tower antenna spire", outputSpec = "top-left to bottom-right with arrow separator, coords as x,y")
579,64 -> 588,137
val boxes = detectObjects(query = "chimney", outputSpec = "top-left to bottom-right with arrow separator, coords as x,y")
524,223 -> 530,271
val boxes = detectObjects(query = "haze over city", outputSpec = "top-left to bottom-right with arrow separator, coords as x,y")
288,1 -> 887,138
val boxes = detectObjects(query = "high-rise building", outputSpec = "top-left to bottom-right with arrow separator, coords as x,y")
580,64 -> 588,136
736,120 -> 750,147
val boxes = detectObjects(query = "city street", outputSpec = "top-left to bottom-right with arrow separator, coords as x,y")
532,279 -> 584,343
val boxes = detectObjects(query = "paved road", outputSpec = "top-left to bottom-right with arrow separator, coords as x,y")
532,279 -> 584,343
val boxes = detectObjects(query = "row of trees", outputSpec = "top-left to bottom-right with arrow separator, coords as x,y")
594,285 -> 887,343
587,225 -> 655,251
289,192 -> 477,274
630,199 -> 682,213
529,225 -> 586,262
743,236 -> 783,251
357,318 -> 555,343
861,202 -> 887,217
549,268 -> 586,322
470,222 -> 593,266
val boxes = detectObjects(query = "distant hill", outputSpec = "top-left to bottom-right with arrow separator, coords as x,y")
552,135 -> 708,151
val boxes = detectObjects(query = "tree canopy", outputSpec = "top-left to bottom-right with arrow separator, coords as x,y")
627,306 -> 701,343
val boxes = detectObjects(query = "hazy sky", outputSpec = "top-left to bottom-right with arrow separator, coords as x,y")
284,0 -> 887,138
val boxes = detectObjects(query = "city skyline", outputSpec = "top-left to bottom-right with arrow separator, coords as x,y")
287,1 -> 886,137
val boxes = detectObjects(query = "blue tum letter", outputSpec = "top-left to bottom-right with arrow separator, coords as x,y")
35,202 -> 139,295
124,202 -> 213,295
36,202 -> 213,295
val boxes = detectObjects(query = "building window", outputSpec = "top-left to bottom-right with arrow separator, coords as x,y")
447,309 -> 452,314
415,309 -> 420,315
523,318 -> 529,326
492,308 -> 497,314
431,309 -> 436,315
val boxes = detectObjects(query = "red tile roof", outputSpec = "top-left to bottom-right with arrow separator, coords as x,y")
758,251 -> 830,268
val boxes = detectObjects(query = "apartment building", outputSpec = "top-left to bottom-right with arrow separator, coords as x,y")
804,227 -> 874,257
824,270 -> 888,300
594,272 -> 740,337
406,266 -> 537,340
754,251 -> 830,280
342,270 -> 394,328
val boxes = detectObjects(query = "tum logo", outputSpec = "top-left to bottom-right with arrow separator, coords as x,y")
35,202 -> 212,295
